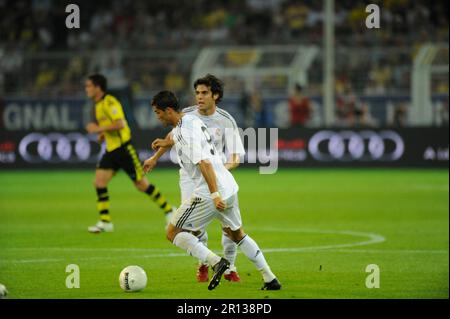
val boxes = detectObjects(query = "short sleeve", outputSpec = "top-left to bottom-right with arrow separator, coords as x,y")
224,127 -> 246,156
179,124 -> 210,165
105,96 -> 125,121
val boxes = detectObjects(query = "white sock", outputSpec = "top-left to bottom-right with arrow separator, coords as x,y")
222,232 -> 238,272
197,230 -> 209,265
173,232 -> 220,266
238,235 -> 276,282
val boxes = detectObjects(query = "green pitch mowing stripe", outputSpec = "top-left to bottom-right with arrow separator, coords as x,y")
0,168 -> 448,298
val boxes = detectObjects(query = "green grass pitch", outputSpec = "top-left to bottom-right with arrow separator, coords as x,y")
0,168 -> 448,299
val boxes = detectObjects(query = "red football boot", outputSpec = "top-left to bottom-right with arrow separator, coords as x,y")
224,271 -> 241,282
196,264 -> 209,282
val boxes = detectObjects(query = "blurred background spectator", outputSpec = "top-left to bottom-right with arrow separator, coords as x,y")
239,90 -> 255,127
288,84 -> 311,127
0,0 -> 448,128
390,102 -> 408,127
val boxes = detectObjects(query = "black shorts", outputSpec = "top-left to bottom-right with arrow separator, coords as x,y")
97,142 -> 144,181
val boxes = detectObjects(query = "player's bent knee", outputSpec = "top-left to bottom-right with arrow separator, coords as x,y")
166,224 -> 179,242
191,230 -> 201,237
222,227 -> 232,237
94,178 -> 107,188
166,230 -> 173,242
229,229 -> 246,243
166,226 -> 173,241
223,227 -> 245,242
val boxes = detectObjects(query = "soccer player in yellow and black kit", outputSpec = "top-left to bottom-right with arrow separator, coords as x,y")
84,74 -> 175,233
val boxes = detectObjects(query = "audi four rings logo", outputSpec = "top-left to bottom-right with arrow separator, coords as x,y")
19,132 -> 105,163
308,130 -> 405,161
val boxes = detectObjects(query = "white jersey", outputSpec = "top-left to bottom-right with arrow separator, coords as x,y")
182,105 -> 245,163
171,114 -> 239,199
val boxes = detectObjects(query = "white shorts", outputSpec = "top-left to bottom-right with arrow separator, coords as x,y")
171,193 -> 242,232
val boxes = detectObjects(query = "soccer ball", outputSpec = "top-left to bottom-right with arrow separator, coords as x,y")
0,283 -> 8,298
119,266 -> 147,292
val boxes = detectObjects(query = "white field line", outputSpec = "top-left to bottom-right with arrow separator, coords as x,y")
0,228 -> 445,264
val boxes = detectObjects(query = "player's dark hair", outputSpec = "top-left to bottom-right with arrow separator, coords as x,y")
88,74 -> 107,92
194,74 -> 224,103
151,90 -> 180,112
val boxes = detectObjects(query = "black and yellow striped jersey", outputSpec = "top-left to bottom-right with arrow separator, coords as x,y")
95,94 -> 131,152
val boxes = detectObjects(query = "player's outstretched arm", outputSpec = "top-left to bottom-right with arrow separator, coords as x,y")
144,133 -> 174,174
198,159 -> 226,211
143,145 -> 169,174
151,132 -> 174,150
143,153 -> 160,174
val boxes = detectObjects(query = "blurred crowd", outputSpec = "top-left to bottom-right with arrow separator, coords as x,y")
1,0 -> 448,51
0,0 -> 448,127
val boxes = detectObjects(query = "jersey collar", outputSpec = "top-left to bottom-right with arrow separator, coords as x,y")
95,93 -> 107,104
196,105 -> 218,117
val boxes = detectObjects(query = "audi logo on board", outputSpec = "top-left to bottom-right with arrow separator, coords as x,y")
18,132 -> 105,163
308,130 -> 405,162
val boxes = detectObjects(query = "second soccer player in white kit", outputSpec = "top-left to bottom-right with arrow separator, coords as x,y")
146,90 -> 281,291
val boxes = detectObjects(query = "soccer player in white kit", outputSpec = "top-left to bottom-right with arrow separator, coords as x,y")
147,90 -> 281,291
145,75 -> 244,283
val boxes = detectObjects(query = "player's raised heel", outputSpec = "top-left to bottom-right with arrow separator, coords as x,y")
224,270 -> 241,282
88,221 -> 114,233
208,258 -> 230,290
197,264 -> 209,282
261,278 -> 282,290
